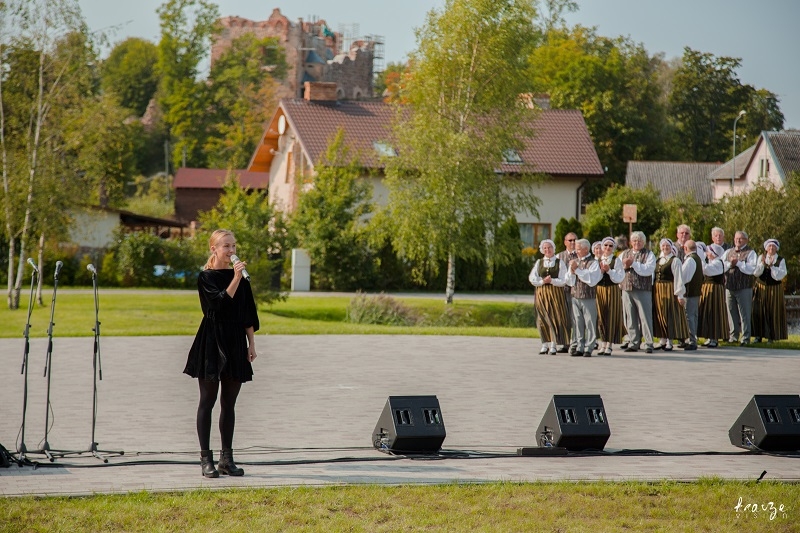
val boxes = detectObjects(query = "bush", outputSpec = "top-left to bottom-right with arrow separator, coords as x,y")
346,292 -> 418,326
111,231 -> 205,288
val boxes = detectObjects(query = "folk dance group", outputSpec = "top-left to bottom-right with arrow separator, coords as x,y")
529,227 -> 788,357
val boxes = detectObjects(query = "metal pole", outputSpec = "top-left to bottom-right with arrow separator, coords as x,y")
732,110 -> 746,193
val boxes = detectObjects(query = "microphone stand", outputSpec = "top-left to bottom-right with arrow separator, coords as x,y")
40,265 -> 123,463
16,262 -> 39,463
35,263 -> 62,461
82,266 -> 123,462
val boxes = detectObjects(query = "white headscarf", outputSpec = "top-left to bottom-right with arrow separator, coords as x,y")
764,239 -> 780,252
659,238 -> 677,257
708,244 -> 725,259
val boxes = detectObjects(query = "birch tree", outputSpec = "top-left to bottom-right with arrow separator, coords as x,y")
0,0 -> 87,308
382,0 -> 542,303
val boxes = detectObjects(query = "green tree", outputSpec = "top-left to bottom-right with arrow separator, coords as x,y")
373,61 -> 408,102
205,33 -> 286,169
101,37 -> 159,116
197,174 -> 287,304
582,185 -> 665,243
667,47 -> 783,163
0,0 -> 95,308
528,26 -> 670,196
156,0 -> 219,170
291,129 -> 374,291
716,179 -> 800,292
383,0 -> 542,303
653,193 -> 719,245
554,217 -> 583,250
491,216 -> 531,291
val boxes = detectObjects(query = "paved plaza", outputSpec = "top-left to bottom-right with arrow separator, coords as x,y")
1,334 -> 799,496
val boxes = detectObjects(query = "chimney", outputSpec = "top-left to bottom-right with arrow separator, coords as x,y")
304,81 -> 338,102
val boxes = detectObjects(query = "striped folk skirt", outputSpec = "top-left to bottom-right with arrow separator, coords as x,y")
596,284 -> 625,343
752,281 -> 788,341
534,284 -> 570,346
698,281 -> 729,340
653,281 -> 689,340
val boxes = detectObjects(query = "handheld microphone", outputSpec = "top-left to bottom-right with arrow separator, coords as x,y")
27,258 -> 39,273
54,260 -> 64,280
230,255 -> 250,281
87,263 -> 97,275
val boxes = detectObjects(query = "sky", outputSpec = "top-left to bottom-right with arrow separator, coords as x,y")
78,0 -> 800,129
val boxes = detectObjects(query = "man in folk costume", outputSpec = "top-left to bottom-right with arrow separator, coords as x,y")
619,231 -> 657,354
675,225 -> 692,262
681,240 -> 704,351
565,239 -> 602,357
711,227 -> 731,252
556,232 -> 579,353
724,231 -> 758,345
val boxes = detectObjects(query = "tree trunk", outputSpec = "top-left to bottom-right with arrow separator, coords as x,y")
445,251 -> 456,304
6,239 -> 14,309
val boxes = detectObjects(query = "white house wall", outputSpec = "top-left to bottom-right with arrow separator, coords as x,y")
69,210 -> 119,248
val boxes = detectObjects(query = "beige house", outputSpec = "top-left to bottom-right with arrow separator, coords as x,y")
248,82 -> 604,248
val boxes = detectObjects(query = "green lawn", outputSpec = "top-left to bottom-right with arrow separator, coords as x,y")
0,290 -> 538,338
1,480 -> 797,532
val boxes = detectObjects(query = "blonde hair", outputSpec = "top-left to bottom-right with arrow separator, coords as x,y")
204,229 -> 235,270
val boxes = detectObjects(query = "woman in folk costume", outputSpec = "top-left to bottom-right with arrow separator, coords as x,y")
529,239 -> 570,355
592,241 -> 603,261
595,237 -> 626,355
752,239 -> 788,342
653,238 -> 689,350
698,243 -> 729,348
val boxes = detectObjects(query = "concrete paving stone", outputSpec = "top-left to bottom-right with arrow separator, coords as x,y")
1,334 -> 799,496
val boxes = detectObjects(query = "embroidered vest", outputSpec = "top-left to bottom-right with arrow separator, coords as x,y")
537,257 -> 561,280
758,256 -> 783,286
619,249 -> 653,291
684,253 -> 704,298
571,256 -> 597,299
655,256 -> 675,283
724,246 -> 755,290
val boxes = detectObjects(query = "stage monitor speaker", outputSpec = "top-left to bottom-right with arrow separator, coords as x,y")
729,394 -> 800,451
372,395 -> 446,454
536,395 -> 610,451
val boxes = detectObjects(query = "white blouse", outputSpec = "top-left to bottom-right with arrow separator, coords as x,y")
753,254 -> 788,281
529,256 -> 568,287
599,255 -> 625,284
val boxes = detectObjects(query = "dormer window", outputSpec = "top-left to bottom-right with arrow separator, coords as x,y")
373,141 -> 397,157
503,149 -> 523,164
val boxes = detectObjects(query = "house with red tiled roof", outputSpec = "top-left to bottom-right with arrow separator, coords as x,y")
248,82 -> 604,248
173,168 -> 269,223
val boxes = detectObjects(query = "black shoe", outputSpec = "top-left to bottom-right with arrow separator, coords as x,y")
707,340 -> 718,348
571,351 -> 583,357
663,344 -> 673,352
604,349 -> 612,356
569,346 -> 577,356
583,351 -> 593,357
218,448 -> 244,476
620,342 -> 629,350
557,346 -> 568,353
683,344 -> 697,351
645,346 -> 653,354
624,345 -> 638,353
754,337 -> 762,343
677,341 -> 687,349
200,450 -> 219,478
740,339 -> 750,346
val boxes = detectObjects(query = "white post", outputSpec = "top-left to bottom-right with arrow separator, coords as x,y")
291,249 -> 311,291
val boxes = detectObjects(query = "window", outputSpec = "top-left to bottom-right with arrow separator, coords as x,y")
373,141 -> 397,157
519,223 -> 551,248
503,149 -> 523,164
759,158 -> 770,179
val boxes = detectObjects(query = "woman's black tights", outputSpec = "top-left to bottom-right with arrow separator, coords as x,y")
197,378 -> 242,451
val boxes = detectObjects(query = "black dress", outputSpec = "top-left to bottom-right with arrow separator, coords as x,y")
184,269 -> 260,382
